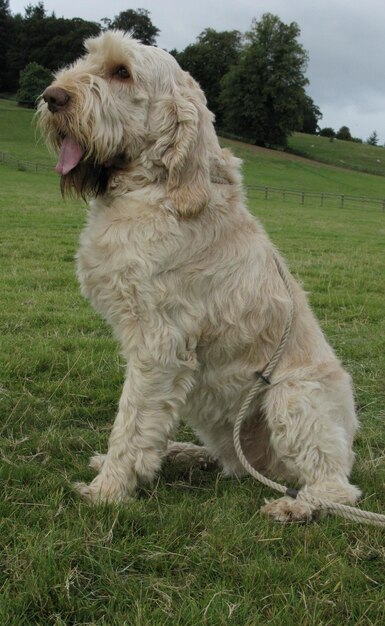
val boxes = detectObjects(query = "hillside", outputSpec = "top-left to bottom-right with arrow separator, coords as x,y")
1,99 -> 385,203
221,137 -> 385,201
288,132 -> 385,177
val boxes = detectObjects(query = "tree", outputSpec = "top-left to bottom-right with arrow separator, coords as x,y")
24,1 -> 45,19
220,14 -> 309,148
319,127 -> 335,138
175,29 -> 242,126
16,61 -> 52,107
367,130 -> 378,146
336,126 -> 352,141
6,5 -> 100,89
42,18 -> 101,68
0,0 -> 13,90
297,95 -> 322,134
105,9 -> 159,45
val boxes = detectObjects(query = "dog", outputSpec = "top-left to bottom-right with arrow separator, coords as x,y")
38,30 -> 360,521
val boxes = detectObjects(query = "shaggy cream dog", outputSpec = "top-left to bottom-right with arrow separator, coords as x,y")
38,31 -> 361,521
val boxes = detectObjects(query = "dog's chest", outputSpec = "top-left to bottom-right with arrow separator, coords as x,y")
76,206 -> 151,328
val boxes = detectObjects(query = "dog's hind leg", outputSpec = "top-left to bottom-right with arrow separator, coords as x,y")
259,369 -> 361,522
166,440 -> 218,469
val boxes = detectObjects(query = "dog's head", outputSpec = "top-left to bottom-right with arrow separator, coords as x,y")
38,30 -> 217,216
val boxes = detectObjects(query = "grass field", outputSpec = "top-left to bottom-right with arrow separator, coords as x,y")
288,132 -> 385,178
225,137 -> 385,201
0,100 -> 55,164
1,102 -> 385,625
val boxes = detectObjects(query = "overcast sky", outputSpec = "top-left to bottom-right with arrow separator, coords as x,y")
9,0 -> 385,143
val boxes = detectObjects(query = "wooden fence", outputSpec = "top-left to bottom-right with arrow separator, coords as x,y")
1,151 -> 385,211
247,184 -> 385,211
0,151 -> 54,174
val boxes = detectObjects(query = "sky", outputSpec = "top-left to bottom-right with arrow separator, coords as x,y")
9,0 -> 385,144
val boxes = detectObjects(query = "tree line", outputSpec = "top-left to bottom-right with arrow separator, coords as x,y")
0,2 -> 159,92
1,1 -> 371,148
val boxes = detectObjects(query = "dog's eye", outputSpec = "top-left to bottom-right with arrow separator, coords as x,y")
114,66 -> 130,80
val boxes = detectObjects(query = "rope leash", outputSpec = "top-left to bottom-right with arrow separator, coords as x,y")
233,253 -> 385,527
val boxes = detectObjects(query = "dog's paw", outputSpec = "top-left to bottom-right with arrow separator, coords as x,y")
260,496 -> 319,523
73,477 -> 130,504
89,453 -> 107,472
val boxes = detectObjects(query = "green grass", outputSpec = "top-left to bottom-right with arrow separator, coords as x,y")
223,137 -> 385,200
0,99 -> 55,164
1,106 -> 385,625
288,131 -> 385,178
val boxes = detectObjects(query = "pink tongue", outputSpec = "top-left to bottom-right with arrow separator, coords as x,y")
55,137 -> 84,175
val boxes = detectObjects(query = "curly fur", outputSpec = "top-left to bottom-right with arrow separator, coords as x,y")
38,31 -> 360,521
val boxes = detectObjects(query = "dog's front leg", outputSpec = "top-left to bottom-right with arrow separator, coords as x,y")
75,353 -> 197,503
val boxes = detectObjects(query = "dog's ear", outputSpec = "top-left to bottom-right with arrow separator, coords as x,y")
153,87 -> 211,218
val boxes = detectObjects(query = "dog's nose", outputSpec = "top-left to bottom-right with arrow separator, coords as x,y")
43,86 -> 70,113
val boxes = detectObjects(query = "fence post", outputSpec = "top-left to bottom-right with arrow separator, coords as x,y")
340,195 -> 344,209
265,187 -> 268,200
301,192 -> 305,205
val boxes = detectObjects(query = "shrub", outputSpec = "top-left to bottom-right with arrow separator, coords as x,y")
16,62 -> 52,108
367,130 -> 379,146
319,127 -> 336,138
336,126 -> 352,141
